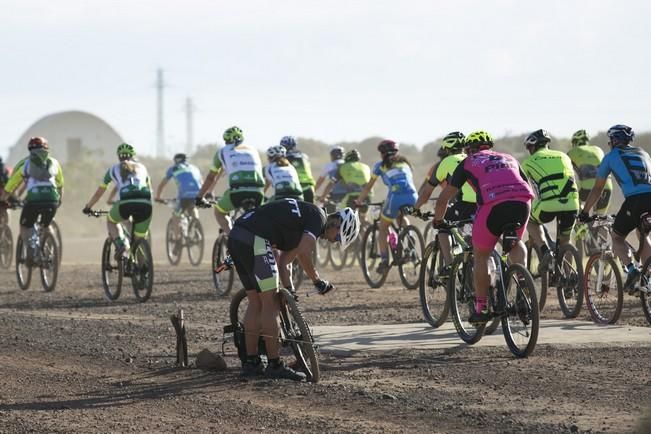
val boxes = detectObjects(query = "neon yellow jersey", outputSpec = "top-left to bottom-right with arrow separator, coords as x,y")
428,153 -> 476,203
522,147 -> 579,211
335,161 -> 371,193
567,145 -> 613,192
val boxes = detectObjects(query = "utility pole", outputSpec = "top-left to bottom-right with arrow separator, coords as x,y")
156,68 -> 166,158
184,97 -> 195,155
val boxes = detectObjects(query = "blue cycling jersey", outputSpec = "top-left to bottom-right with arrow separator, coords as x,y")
372,161 -> 417,195
165,162 -> 202,199
597,146 -> 651,198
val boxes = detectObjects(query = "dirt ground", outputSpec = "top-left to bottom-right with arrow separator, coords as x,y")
1,238 -> 651,433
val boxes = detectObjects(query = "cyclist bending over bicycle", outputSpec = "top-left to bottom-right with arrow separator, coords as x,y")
434,131 -> 534,323
228,198 -> 359,380
195,126 -> 265,235
83,143 -> 152,257
354,139 -> 418,274
580,124 -> 651,293
522,130 -> 580,266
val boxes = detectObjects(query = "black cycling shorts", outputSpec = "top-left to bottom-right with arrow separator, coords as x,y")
486,201 -> 530,237
535,210 -> 577,237
227,226 -> 278,293
20,202 -> 59,228
302,186 -> 315,204
614,192 -> 651,236
119,202 -> 152,224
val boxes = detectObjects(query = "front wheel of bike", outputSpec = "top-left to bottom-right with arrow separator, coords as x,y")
39,232 -> 59,292
50,220 -> 63,265
360,223 -> 388,288
418,241 -> 449,328
101,237 -> 123,300
316,238 -> 330,268
449,257 -> 485,344
0,225 -> 13,269
15,236 -> 32,290
639,256 -> 651,325
398,225 -> 425,290
131,238 -> 154,302
329,242 -> 348,270
555,244 -> 584,318
186,218 -> 205,266
165,218 -> 182,266
279,288 -> 320,383
584,254 -> 623,324
501,263 -> 539,358
213,236 -> 234,296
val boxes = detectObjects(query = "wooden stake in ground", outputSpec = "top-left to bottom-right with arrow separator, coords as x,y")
170,308 -> 188,367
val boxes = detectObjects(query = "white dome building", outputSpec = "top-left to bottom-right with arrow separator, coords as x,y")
8,110 -> 125,165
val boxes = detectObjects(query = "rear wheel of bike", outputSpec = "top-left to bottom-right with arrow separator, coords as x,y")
229,288 -> 248,325
15,236 -> 32,290
584,254 -> 623,324
360,223 -> 388,288
527,241 -> 546,311
418,241 -> 449,328
50,220 -> 63,265
101,237 -> 122,300
398,225 -> 424,290
448,257 -> 485,344
329,242 -> 348,270
502,263 -> 539,358
213,236 -> 234,296
279,288 -> 320,383
554,244 -> 584,318
186,218 -> 204,266
423,222 -> 435,247
291,259 -> 305,289
316,238 -> 330,267
39,232 -> 59,292
131,238 -> 154,302
165,218 -> 182,265
0,225 -> 13,269
639,256 -> 651,325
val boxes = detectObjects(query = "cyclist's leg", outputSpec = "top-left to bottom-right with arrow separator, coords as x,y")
379,193 -> 406,260
250,235 -> 281,359
18,202 -> 39,245
302,186 -> 315,204
612,197 -> 638,268
129,201 -> 153,239
526,200 -> 551,252
214,190 -> 235,235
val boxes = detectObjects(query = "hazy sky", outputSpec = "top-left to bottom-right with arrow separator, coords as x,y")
2,0 -> 650,157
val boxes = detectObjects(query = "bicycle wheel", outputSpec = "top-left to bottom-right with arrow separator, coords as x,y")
0,225 -> 13,269
131,238 -> 154,302
291,259 -> 304,289
418,241 -> 449,328
212,236 -> 234,296
329,242 -> 348,270
501,263 -> 539,358
555,244 -> 584,318
279,288 -> 320,383
448,257 -> 485,344
50,220 -> 63,265
186,218 -> 205,266
398,225 -> 425,290
423,222 -> 435,247
584,254 -> 623,324
639,256 -> 651,325
101,237 -> 123,301
316,238 -> 330,267
360,223 -> 388,288
526,239 -> 541,279
165,218 -> 182,265
229,288 -> 248,325
39,232 -> 59,292
15,236 -> 32,290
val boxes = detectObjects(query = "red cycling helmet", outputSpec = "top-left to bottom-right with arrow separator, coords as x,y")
28,136 -> 49,150
377,139 -> 398,155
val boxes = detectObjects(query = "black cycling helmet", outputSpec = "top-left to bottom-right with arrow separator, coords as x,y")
524,129 -> 551,152
344,149 -> 361,162
441,131 -> 465,151
173,153 -> 187,164
607,124 -> 635,147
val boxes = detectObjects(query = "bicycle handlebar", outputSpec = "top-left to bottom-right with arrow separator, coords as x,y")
84,209 -> 109,218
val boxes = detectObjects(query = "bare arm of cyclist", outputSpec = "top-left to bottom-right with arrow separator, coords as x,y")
581,177 -> 608,214
155,177 -> 169,201
434,184 -> 459,222
354,176 -> 377,206
278,233 -> 319,283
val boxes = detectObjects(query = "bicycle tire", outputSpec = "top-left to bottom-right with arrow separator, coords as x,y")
229,288 -> 247,325
213,236 -> 234,296
526,239 -> 541,280
448,256 -> 485,344
165,218 -> 182,266
501,263 -> 539,358
101,237 -> 122,301
584,254 -> 623,324
279,288 -> 320,383
639,256 -> 651,325
398,225 -> 425,290
418,241 -> 449,328
15,236 -> 32,290
0,225 -> 13,269
39,232 -> 59,292
329,242 -> 348,270
360,223 -> 388,288
423,222 -> 435,247
555,244 -> 584,318
131,238 -> 154,302
316,238 -> 330,268
291,259 -> 304,289
50,220 -> 63,265
187,218 -> 205,266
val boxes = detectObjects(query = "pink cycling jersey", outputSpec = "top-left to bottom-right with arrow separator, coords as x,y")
450,150 -> 534,205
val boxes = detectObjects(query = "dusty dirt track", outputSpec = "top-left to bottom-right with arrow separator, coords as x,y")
1,253 -> 651,433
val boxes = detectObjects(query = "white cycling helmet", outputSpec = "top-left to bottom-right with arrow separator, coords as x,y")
266,145 -> 286,160
335,207 -> 360,250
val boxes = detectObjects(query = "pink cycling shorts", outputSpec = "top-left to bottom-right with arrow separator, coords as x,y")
472,199 -> 531,252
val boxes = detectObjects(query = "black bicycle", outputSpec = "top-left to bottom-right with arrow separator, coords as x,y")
158,198 -> 205,266
360,202 -> 424,289
86,209 -> 154,302
0,202 -> 13,269
448,223 -> 539,358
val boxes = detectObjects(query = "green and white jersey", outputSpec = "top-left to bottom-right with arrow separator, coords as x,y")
264,162 -> 303,198
211,144 -> 264,190
4,155 -> 64,203
101,161 -> 152,201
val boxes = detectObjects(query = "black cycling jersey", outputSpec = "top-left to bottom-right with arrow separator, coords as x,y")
234,198 -> 327,251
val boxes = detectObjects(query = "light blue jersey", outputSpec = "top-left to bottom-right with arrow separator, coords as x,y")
597,146 -> 651,198
165,162 -> 202,199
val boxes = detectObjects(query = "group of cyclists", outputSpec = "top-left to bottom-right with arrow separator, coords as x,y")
1,123 -> 651,381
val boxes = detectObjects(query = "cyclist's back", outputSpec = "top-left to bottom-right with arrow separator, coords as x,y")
264,145 -> 303,201
281,135 -> 316,202
212,142 -> 265,211
568,131 -> 613,213
335,151 -> 371,208
166,161 -> 202,200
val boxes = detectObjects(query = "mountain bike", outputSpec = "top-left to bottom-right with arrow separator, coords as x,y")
360,202 -> 424,289
0,202 -> 13,269
574,214 -> 612,261
11,203 -> 59,292
50,219 -> 63,265
86,209 -> 154,302
525,225 -> 556,308
448,223 -> 539,358
157,198 -> 205,266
